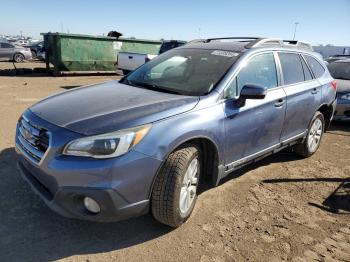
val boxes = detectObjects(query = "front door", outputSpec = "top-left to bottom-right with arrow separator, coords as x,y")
223,52 -> 286,166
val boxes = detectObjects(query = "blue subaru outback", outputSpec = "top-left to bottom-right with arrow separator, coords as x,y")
16,37 -> 337,227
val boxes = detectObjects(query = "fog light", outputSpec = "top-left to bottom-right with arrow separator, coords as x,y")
83,197 -> 100,214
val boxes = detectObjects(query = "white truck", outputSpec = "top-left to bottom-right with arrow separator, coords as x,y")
117,40 -> 186,75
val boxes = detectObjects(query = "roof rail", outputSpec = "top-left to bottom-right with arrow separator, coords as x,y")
283,40 -> 313,51
186,37 -> 313,51
204,37 -> 260,42
246,38 -> 284,48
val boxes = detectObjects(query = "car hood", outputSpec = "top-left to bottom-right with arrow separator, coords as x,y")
30,81 -> 199,135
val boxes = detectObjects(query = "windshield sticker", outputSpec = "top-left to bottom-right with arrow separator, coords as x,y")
211,50 -> 239,57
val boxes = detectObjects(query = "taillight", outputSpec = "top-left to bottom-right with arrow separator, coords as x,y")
331,80 -> 337,91
145,56 -> 151,63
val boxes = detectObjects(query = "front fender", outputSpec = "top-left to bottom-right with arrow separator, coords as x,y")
133,104 -> 225,166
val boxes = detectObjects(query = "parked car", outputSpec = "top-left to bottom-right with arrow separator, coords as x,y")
326,55 -> 350,64
16,37 -> 336,228
327,59 -> 350,121
0,42 -> 32,62
36,49 -> 46,61
118,40 -> 186,75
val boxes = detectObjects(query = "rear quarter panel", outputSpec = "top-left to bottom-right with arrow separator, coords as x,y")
319,71 -> 336,105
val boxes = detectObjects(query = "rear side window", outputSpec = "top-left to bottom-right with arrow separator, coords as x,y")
0,43 -> 13,48
300,57 -> 313,81
278,53 -> 304,85
304,55 -> 325,78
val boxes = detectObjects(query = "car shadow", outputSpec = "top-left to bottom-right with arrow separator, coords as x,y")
219,150 -> 303,185
0,147 -> 171,262
263,177 -> 350,214
328,121 -> 350,135
0,146 -> 331,261
60,85 -> 82,90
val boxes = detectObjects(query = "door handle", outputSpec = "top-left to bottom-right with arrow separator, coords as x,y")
274,99 -> 284,107
311,88 -> 318,94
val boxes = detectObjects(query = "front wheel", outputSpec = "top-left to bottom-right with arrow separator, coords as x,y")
293,111 -> 325,157
151,145 -> 201,228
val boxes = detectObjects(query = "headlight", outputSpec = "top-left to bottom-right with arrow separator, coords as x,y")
63,124 -> 151,158
340,93 -> 350,101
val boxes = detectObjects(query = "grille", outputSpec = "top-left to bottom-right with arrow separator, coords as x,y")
17,116 -> 50,163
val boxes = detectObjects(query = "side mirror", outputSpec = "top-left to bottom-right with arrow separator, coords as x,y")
237,84 -> 267,107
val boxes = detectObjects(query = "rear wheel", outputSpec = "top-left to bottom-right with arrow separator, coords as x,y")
293,111 -> 325,157
151,145 -> 201,227
13,53 -> 25,63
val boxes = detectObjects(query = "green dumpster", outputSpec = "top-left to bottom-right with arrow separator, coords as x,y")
41,33 -> 162,75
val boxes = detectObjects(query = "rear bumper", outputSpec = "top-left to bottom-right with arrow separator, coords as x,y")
20,50 -> 32,60
334,101 -> 350,121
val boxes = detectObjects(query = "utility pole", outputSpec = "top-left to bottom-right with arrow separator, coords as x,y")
293,22 -> 299,40
198,27 -> 201,38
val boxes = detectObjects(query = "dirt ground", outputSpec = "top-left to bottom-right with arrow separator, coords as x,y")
0,61 -> 349,262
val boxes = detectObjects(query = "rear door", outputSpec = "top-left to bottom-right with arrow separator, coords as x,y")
223,52 -> 286,165
278,52 -> 322,141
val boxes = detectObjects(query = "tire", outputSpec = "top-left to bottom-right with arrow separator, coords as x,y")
151,145 -> 201,228
13,53 -> 25,63
293,111 -> 325,157
122,70 -> 130,75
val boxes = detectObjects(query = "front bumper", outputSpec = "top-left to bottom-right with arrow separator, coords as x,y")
17,161 -> 150,222
15,110 -> 163,222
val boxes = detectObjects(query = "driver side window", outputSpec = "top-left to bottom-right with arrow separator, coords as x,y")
225,53 -> 278,98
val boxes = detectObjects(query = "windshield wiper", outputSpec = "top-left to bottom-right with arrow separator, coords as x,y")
125,80 -> 183,95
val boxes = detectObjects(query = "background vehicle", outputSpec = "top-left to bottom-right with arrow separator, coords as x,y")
327,59 -> 350,120
36,49 -> 45,60
16,37 -> 336,228
0,42 -> 32,62
15,39 -> 30,46
25,41 -> 43,58
326,55 -> 350,64
118,40 -> 186,75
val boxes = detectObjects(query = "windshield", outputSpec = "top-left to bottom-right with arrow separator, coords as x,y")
120,48 -> 240,96
327,62 -> 350,80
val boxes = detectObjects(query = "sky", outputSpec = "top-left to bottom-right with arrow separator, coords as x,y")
1,0 -> 350,46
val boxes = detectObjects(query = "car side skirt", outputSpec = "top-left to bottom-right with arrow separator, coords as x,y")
223,131 -> 307,176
